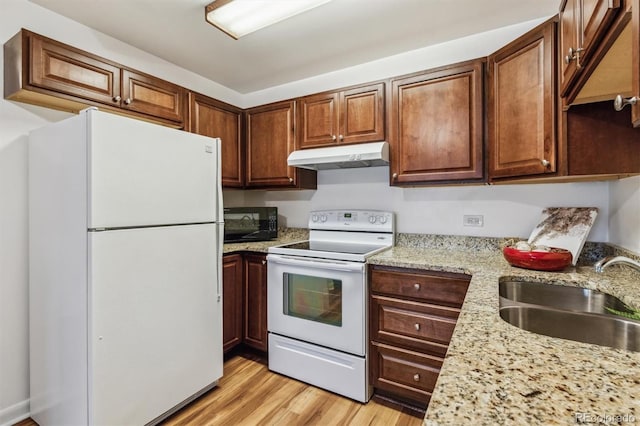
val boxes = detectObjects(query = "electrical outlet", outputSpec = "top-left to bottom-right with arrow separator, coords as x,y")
463,214 -> 484,227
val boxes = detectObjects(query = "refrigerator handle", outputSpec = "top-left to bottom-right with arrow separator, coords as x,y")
215,137 -> 223,303
217,224 -> 223,303
215,138 -> 223,223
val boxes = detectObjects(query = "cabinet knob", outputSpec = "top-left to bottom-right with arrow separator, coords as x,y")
112,95 -> 121,102
414,323 -> 420,331
614,95 -> 638,111
124,98 -> 132,105
413,374 -> 420,382
332,135 -> 337,141
541,159 -> 550,167
339,134 -> 344,141
262,260 -> 266,265
413,283 -> 420,290
565,47 -> 584,67
288,177 -> 294,183
392,173 -> 398,180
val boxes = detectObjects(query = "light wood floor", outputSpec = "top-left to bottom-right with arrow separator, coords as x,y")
164,353 -> 423,425
18,353 -> 423,426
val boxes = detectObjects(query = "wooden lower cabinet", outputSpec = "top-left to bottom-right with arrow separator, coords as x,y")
369,265 -> 470,408
370,342 -> 443,405
243,253 -> 268,352
222,254 -> 243,353
222,252 -> 268,354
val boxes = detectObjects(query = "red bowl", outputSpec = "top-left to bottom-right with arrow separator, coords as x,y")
502,246 -> 573,271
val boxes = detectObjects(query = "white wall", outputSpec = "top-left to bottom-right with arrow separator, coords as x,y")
241,167 -> 611,241
609,176 -> 640,253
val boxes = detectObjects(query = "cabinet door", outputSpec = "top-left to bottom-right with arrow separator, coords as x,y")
189,93 -> 244,187
222,254 -> 243,353
560,0 -> 582,95
390,61 -> 484,184
340,83 -> 385,145
121,68 -> 186,124
298,92 -> 339,148
29,33 -> 121,106
244,253 -> 268,352
488,20 -> 557,179
246,101 -> 315,189
581,0 -> 621,62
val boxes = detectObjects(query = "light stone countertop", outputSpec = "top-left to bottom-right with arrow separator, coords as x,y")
368,246 -> 640,426
224,231 -> 640,424
222,227 -> 308,254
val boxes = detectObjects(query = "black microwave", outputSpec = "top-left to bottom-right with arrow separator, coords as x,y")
223,207 -> 278,243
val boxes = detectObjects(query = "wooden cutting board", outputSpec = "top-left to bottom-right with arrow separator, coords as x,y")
527,207 -> 598,265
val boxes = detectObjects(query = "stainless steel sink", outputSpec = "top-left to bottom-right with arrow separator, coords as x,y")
499,280 -> 632,314
499,280 -> 640,352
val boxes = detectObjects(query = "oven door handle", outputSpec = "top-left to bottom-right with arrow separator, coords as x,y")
267,254 -> 365,272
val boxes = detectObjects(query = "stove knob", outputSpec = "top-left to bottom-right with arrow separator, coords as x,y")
378,215 -> 387,224
320,214 -> 327,222
368,215 -> 377,224
311,214 -> 319,222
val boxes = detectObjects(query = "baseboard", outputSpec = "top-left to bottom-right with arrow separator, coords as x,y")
0,399 -> 30,426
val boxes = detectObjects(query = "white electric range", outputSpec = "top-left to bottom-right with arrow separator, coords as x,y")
266,209 -> 395,402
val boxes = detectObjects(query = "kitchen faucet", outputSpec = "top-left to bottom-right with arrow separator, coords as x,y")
594,256 -> 640,273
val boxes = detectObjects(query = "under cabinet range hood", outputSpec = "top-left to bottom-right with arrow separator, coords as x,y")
287,141 -> 389,170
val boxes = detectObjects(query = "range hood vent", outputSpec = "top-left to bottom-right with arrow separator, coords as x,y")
287,141 -> 389,170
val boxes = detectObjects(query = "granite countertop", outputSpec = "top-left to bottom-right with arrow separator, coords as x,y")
369,242 -> 640,425
225,230 -> 640,424
222,228 -> 308,254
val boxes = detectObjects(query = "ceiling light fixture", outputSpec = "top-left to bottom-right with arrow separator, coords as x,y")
205,0 -> 332,39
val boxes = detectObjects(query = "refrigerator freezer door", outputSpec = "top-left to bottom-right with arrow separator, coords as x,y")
87,110 -> 220,228
88,224 -> 222,425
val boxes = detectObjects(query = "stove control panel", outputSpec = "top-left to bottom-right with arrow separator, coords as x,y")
309,209 -> 394,233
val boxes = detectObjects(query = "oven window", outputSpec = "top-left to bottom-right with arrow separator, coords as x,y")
283,273 -> 342,327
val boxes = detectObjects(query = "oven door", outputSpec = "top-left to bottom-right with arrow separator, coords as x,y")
267,254 -> 366,356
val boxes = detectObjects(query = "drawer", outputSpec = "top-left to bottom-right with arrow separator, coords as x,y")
370,342 -> 442,407
371,295 -> 459,356
370,266 -> 470,307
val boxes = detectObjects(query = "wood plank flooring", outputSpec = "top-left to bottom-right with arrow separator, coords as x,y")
18,353 -> 423,426
164,353 -> 423,425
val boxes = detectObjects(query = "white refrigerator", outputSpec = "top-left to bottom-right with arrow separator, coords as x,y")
29,108 -> 224,425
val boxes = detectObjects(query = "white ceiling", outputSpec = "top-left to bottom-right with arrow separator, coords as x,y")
28,0 -> 560,94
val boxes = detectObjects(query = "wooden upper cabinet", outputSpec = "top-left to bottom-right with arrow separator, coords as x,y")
560,0 -> 581,94
582,0 -> 622,61
28,34 -> 121,106
559,0 -> 622,100
488,19 -> 557,180
121,69 -> 185,123
297,83 -> 385,149
298,92 -> 339,148
189,93 -> 244,187
246,100 -> 316,189
389,61 -> 484,185
4,29 -> 186,126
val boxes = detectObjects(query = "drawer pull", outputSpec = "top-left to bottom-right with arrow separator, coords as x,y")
414,323 -> 420,331
413,283 -> 420,290
413,373 -> 420,382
